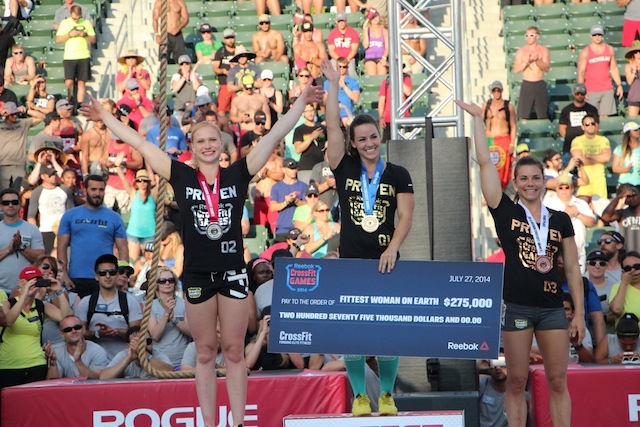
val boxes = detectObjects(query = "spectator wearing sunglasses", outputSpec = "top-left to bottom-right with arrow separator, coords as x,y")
74,254 -> 142,360
544,173 -> 596,273
0,188 -> 45,296
602,186 -> 640,253
586,250 -> 618,334
595,312 -> 640,364
570,114 -> 611,201
45,314 -> 108,379
100,325 -> 173,379
611,251 -> 640,326
148,266 -> 191,367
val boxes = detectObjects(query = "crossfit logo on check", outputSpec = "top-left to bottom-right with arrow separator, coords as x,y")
285,263 -> 322,293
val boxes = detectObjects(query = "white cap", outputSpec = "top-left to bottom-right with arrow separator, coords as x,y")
261,69 -> 274,80
624,121 -> 640,133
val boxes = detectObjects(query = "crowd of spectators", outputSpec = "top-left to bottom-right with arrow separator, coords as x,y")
3,0 -> 640,425
0,0 -> 425,411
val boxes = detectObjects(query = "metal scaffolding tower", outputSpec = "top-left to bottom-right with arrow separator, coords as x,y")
387,0 -> 464,140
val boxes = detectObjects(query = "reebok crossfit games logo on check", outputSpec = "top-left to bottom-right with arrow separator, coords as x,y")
285,263 -> 322,292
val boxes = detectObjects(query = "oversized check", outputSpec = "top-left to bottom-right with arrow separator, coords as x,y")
268,258 -> 504,359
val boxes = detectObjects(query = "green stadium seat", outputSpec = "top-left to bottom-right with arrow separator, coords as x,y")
26,21 -> 55,38
545,66 -> 577,84
30,4 -> 60,20
548,100 -> 572,121
539,33 -> 574,51
269,14 -> 293,32
602,15 -> 623,33
199,16 -> 232,32
518,119 -> 552,138
548,83 -> 574,101
598,116 -> 625,136
202,1 -> 233,18
607,134 -> 623,151
42,49 -> 65,66
312,12 -> 335,30
233,31 -> 253,48
537,18 -> 570,36
358,90 -> 379,112
524,136 -> 555,157
231,15 -> 258,32
568,16 -> 602,34
232,1 -> 257,17
566,2 -> 599,19
605,30 -> 623,47
549,50 -> 577,67
43,66 -> 66,83
359,74 -> 386,92
534,3 -> 567,20
598,1 -> 626,18
503,4 -> 534,22
20,36 -> 51,53
504,20 -> 537,38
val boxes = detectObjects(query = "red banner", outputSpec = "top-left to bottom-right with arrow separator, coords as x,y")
528,364 -> 640,426
1,370 -> 349,427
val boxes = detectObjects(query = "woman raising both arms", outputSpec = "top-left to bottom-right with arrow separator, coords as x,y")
80,83 -> 324,427
456,100 -> 585,427
321,59 -> 414,417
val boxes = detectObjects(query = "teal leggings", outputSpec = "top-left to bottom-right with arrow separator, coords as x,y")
344,355 -> 399,396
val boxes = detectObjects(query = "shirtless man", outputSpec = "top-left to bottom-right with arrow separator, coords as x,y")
229,76 -> 271,140
513,26 -> 550,119
481,80 -> 517,190
80,119 -> 110,176
293,22 -> 327,79
401,16 -> 427,75
152,0 -> 189,64
252,14 -> 289,64
254,145 -> 284,229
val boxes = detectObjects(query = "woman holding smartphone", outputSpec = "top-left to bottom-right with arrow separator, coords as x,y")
321,59 -> 414,417
80,84 -> 323,427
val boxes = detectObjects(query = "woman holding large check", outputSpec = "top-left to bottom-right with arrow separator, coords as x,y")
457,100 -> 585,427
321,60 -> 415,417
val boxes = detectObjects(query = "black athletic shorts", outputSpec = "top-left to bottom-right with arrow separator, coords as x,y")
184,268 -> 249,304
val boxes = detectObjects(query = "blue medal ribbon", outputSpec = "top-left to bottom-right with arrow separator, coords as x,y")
360,158 -> 384,215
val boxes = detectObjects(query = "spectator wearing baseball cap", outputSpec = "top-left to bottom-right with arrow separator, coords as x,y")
240,110 -> 268,157
116,48 -> 151,99
253,13 -> 289,64
0,264 -> 71,390
270,157 -> 308,236
585,249 -> 617,333
195,23 -> 222,65
213,29 -> 238,114
576,24 -> 622,117
613,121 -> 640,187
292,181 -> 321,231
115,78 -> 154,130
327,11 -> 360,78
0,99 -> 43,189
258,69 -> 284,126
28,112 -> 63,164
558,83 -> 599,154
170,53 -> 203,112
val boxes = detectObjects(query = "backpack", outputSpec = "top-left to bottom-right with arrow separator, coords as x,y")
483,99 -> 511,135
0,298 -> 45,344
86,290 -> 130,326
3,17 -> 25,37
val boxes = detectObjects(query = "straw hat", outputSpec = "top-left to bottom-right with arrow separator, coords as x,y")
118,48 -> 145,66
625,41 -> 640,60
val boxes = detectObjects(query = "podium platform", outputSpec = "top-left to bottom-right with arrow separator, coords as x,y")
284,410 -> 465,427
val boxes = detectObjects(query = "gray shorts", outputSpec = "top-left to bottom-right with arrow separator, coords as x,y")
586,90 -> 617,116
501,302 -> 568,331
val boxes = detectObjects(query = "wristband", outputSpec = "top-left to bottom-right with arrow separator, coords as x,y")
292,243 -> 301,251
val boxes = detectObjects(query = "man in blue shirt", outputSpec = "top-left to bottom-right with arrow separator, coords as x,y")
323,56 -> 360,126
145,107 -> 187,160
57,175 -> 128,298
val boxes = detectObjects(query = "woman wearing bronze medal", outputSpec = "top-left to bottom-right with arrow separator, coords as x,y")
457,100 -> 585,427
80,84 -> 324,427
321,60 -> 414,417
